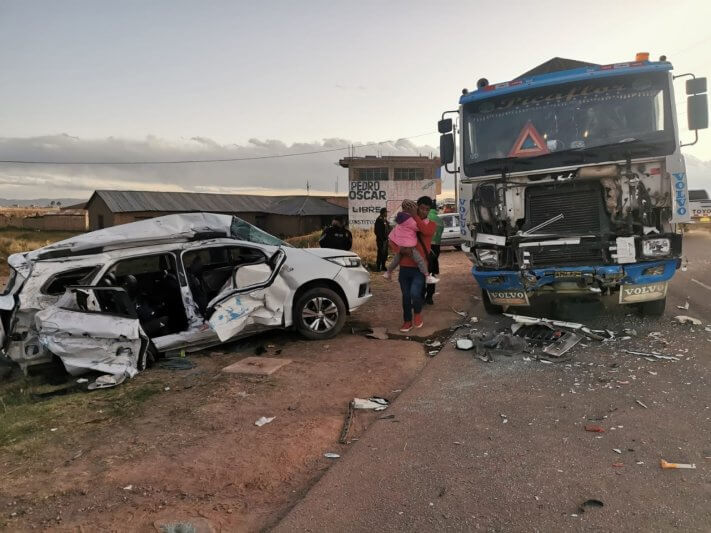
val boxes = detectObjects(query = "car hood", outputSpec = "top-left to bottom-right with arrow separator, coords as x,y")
301,248 -> 359,259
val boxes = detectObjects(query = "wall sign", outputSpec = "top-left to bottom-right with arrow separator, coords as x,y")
348,179 -> 439,227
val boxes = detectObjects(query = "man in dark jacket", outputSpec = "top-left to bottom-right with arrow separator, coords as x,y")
319,217 -> 353,250
373,207 -> 390,271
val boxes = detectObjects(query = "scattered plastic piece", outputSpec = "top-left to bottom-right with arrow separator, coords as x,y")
456,339 -> 475,350
660,459 -> 696,469
636,400 -> 648,409
613,448 -> 622,454
123,485 -> 133,491
353,397 -> 389,411
543,332 -> 582,357
451,307 -> 468,317
677,301 -> 690,310
470,317 -> 479,324
674,315 -> 702,325
324,453 -> 340,459
578,499 -> 604,513
622,349 -> 678,362
585,425 -> 605,433
255,416 -> 276,427
612,462 -> 624,468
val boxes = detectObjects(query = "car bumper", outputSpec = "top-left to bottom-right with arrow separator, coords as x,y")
472,259 -> 680,304
334,267 -> 373,312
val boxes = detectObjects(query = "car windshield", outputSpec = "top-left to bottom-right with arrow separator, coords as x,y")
230,216 -> 287,246
442,216 -> 458,228
463,71 -> 673,175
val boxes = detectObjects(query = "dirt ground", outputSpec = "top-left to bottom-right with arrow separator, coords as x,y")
0,248 -> 473,532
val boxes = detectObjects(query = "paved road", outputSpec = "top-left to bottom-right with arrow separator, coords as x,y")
274,232 -> 711,532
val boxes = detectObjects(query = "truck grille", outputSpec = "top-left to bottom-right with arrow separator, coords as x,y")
525,183 -> 606,236
527,244 -> 604,267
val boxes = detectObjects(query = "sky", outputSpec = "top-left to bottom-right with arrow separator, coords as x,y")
0,0 -> 710,199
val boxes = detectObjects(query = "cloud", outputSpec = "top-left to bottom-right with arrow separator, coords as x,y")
0,134 -> 437,199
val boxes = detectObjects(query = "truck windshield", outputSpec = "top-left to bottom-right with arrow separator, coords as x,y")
463,71 -> 674,176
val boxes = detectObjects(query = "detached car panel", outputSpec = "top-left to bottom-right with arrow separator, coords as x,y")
1,213 -> 371,384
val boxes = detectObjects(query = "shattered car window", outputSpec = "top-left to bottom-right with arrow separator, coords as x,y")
230,217 -> 286,247
42,266 -> 99,296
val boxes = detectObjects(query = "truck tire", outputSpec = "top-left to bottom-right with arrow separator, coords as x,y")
638,298 -> 666,317
482,291 -> 503,315
294,287 -> 347,340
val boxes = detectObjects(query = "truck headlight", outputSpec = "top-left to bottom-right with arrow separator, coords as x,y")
642,238 -> 670,257
475,249 -> 500,267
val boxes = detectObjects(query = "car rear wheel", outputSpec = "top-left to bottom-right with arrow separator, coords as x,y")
638,297 -> 666,317
295,287 -> 347,340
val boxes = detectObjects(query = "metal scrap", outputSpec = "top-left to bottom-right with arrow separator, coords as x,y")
543,332 -> 583,357
674,315 -> 702,325
622,349 -> 679,361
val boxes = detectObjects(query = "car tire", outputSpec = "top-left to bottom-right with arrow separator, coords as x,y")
294,287 -> 347,340
482,291 -> 503,315
638,298 -> 666,317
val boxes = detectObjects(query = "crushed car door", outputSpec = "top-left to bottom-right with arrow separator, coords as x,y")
207,249 -> 289,342
35,286 -> 148,377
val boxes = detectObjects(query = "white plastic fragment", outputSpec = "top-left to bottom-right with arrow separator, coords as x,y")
613,448 -> 622,454
353,397 -> 389,411
677,301 -> 689,310
674,315 -> 702,325
123,485 -> 133,491
456,338 -> 475,350
324,453 -> 340,459
255,416 -> 276,427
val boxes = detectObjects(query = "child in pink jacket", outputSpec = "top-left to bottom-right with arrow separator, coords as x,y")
382,210 -> 438,284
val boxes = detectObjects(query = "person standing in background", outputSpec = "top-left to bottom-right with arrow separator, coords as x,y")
374,207 -> 390,271
424,200 -> 443,305
319,217 -> 353,250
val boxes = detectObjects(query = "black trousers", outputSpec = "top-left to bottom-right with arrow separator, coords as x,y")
376,239 -> 389,271
425,244 -> 441,301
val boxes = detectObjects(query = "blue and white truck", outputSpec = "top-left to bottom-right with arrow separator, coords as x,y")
439,54 -> 708,315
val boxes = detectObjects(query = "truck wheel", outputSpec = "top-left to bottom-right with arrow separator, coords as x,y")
482,291 -> 503,315
295,287 -> 347,340
638,298 -> 666,317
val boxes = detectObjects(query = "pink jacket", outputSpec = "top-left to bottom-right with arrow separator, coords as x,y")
388,216 -> 418,247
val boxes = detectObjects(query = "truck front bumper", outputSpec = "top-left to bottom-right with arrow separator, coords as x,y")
472,258 -> 680,305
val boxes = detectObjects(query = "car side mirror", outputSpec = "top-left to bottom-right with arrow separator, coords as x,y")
438,118 -> 453,134
440,133 -> 455,165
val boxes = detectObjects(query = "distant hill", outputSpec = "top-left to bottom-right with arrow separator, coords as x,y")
0,198 -> 86,207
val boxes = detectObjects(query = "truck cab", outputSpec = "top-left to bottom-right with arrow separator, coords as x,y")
439,54 -> 708,315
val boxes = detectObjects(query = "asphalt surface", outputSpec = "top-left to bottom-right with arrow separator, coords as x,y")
274,231 -> 711,532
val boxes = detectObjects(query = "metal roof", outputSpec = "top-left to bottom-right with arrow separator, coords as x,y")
89,190 -> 346,216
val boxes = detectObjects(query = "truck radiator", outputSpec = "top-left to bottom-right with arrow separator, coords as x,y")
522,183 -> 608,267
524,182 -> 606,236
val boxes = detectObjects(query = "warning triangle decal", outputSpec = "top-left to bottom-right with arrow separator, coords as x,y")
508,121 -> 550,158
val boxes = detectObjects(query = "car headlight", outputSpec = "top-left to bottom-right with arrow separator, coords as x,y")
642,238 -> 670,257
326,256 -> 362,268
475,248 -> 500,267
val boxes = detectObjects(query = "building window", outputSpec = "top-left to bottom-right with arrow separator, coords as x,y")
394,168 -> 425,181
98,215 -> 104,229
355,167 -> 388,181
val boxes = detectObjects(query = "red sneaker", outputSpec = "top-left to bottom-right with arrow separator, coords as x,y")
413,313 -> 424,328
399,321 -> 413,332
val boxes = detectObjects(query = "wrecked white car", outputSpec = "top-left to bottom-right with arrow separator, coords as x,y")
0,213 -> 371,379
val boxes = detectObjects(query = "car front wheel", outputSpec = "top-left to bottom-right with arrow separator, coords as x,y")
295,287 -> 346,340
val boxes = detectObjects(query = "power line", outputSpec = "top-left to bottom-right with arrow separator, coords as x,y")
0,131 -> 438,166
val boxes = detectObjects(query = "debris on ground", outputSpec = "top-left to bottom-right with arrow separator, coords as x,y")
622,349 -> 679,362
660,459 -> 696,469
339,401 -> 355,444
470,317 -> 479,324
366,327 -> 389,340
578,499 -> 604,513
543,332 -> 582,357
158,357 -> 197,370
456,339 -> 475,351
324,453 -> 340,459
585,424 -> 605,433
87,372 -> 131,390
677,301 -> 690,310
352,397 -> 388,411
674,315 -> 702,325
254,416 -> 276,427
636,400 -> 648,409
451,307 -> 468,317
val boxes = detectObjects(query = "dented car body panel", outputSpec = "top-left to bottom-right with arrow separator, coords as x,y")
1,213 -> 371,377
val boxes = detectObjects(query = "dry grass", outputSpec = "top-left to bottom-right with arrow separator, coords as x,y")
0,228 -> 80,277
287,229 -> 378,267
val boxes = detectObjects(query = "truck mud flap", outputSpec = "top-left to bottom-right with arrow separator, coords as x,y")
619,282 -> 668,304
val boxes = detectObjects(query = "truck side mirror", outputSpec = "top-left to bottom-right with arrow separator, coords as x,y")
438,118 -> 453,134
688,94 -> 709,131
686,78 -> 707,95
440,133 -> 454,165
